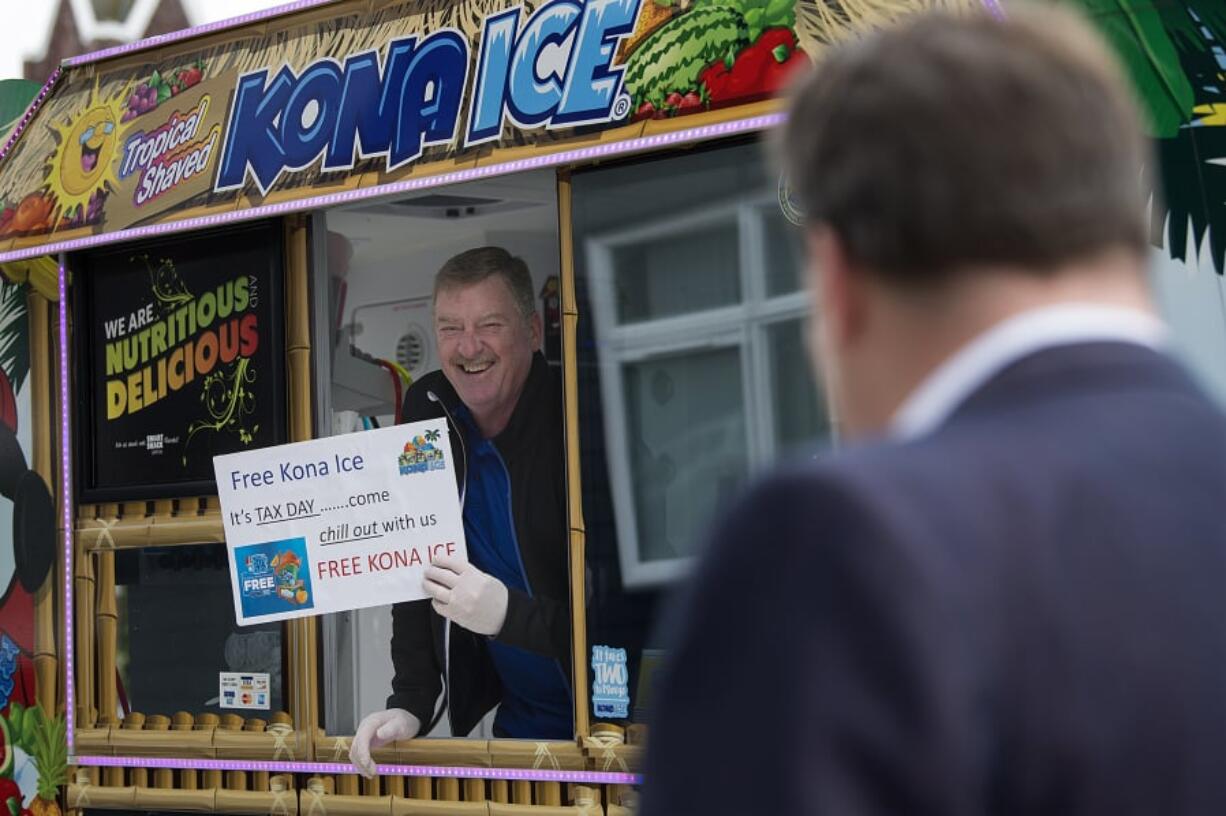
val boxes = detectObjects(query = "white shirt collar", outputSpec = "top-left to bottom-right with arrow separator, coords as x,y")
890,303 -> 1168,441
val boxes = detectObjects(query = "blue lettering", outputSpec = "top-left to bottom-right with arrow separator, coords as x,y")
507,2 -> 581,127
324,41 -> 416,169
394,31 -> 470,167
217,69 -> 293,192
556,0 -> 639,125
214,0 -> 641,193
279,61 -> 343,173
466,8 -> 520,145
215,32 -> 468,192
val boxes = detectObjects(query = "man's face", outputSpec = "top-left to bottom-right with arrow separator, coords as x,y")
435,276 -> 541,422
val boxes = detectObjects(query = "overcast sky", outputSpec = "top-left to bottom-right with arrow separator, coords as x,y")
0,0 -> 290,82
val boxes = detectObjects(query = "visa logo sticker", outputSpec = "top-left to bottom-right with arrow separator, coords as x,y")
220,671 -> 271,710
215,0 -> 641,194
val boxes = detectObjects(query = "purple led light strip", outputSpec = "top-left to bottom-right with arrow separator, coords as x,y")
74,755 -> 640,784
60,257 -> 73,754
0,68 -> 62,171
63,0 -> 341,67
1,113 -> 785,266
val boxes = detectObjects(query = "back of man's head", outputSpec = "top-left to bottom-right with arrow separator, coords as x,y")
783,5 -> 1150,284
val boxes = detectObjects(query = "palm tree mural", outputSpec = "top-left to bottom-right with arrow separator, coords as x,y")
1072,1 -> 1226,272
0,277 -> 28,396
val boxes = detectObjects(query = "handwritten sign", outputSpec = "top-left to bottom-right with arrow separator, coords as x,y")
214,419 -> 466,624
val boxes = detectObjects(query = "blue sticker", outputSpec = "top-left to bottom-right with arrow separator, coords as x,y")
591,644 -> 630,719
235,537 -> 315,618
0,634 -> 19,710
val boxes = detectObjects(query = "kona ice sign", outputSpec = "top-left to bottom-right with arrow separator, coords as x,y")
1,0 -> 810,251
216,0 -> 642,193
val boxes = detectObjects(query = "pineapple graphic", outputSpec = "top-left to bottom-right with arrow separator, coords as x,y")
0,704 -> 64,816
26,707 -> 64,816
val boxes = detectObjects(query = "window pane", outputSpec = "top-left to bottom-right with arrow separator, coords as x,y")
319,170 -> 574,740
572,141 -> 832,733
613,224 -> 741,323
623,347 -> 748,562
766,319 -> 829,451
114,543 -> 283,718
764,206 -> 806,296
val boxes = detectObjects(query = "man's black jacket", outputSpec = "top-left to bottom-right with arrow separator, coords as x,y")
387,353 -> 571,737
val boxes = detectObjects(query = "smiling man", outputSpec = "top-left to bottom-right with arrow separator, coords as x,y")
350,247 -> 572,775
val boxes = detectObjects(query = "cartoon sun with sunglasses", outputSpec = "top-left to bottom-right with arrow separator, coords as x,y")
44,80 -> 128,227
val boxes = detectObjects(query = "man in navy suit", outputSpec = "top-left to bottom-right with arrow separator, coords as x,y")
641,7 -> 1226,815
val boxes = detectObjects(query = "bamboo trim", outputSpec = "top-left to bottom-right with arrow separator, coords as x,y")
390,797 -> 486,816
76,514 -> 226,551
580,741 -> 642,774
95,550 -> 118,725
132,788 -> 215,811
122,713 -> 149,788
28,291 -> 56,713
462,780 -> 484,803
216,786 -> 301,815
102,765 -> 125,788
198,712 -> 223,789
487,741 -> 585,772
247,718 -> 271,792
533,784 -> 560,807
308,791 -> 393,816
175,711 -> 200,789
488,805 -> 588,815
74,525 -> 96,727
284,216 -> 319,757
68,783 -> 136,809
556,172 -> 590,740
147,715 -> 175,789
435,779 -> 459,802
74,726 -> 112,755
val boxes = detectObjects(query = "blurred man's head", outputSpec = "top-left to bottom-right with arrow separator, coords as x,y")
783,6 -> 1154,438
433,246 -> 541,438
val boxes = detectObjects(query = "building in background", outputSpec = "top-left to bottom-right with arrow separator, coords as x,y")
16,0 -> 288,82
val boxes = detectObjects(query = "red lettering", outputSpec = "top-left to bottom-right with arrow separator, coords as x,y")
320,556 -> 362,579
239,312 -> 259,357
427,542 -> 457,562
409,548 -> 422,567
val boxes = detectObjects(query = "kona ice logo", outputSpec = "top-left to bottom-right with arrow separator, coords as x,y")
398,431 -> 445,475
215,0 -> 642,194
235,538 -> 315,617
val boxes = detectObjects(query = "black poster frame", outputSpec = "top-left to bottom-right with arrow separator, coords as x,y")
73,219 -> 288,503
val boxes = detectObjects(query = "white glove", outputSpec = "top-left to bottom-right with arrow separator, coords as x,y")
423,553 -> 509,636
349,708 -> 420,778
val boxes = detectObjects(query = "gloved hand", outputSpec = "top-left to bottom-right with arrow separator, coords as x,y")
349,708 -> 420,778
423,553 -> 509,636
